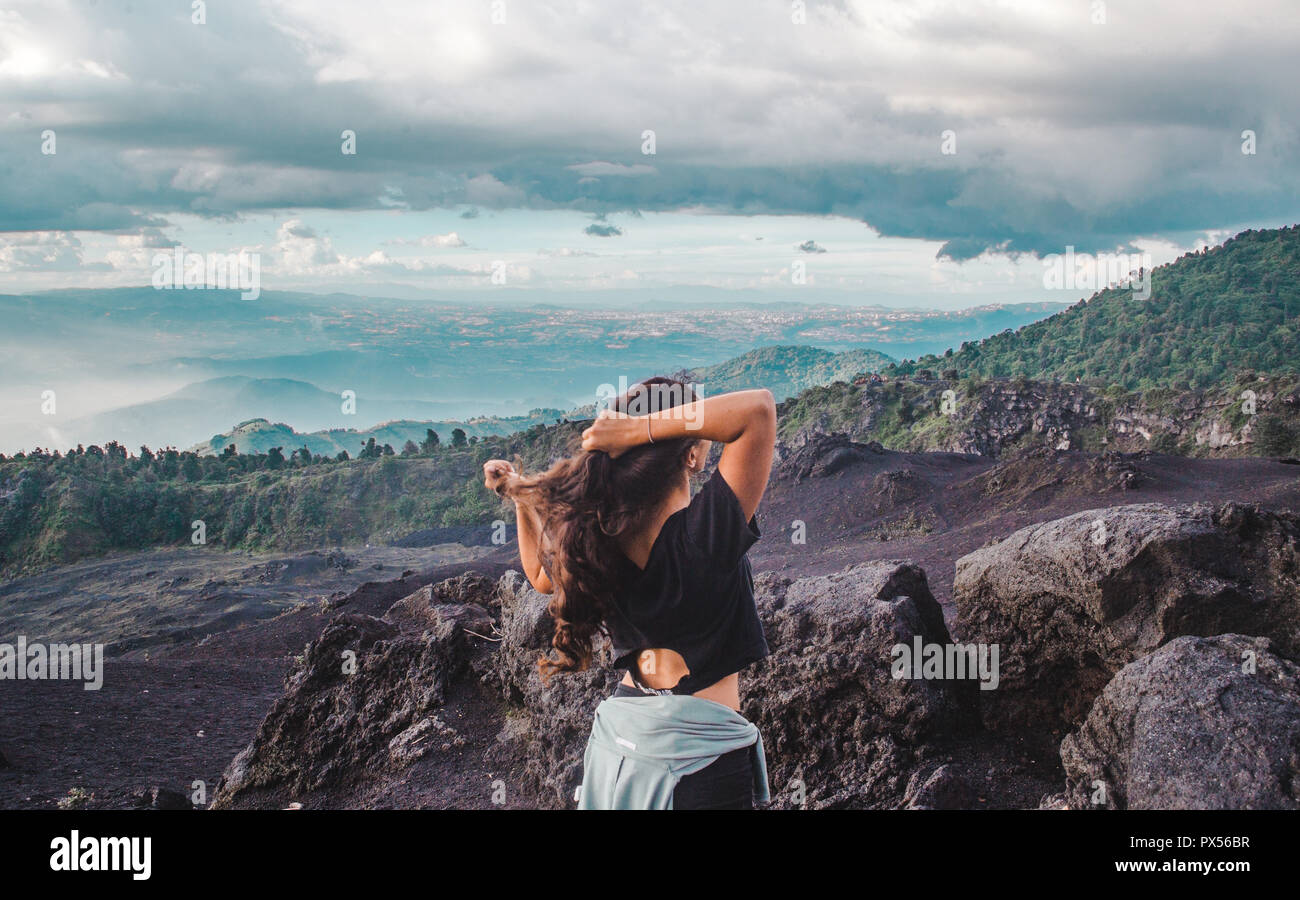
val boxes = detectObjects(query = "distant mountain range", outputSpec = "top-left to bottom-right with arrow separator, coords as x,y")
68,377 -> 361,452
192,345 -> 894,455
7,219 -> 1295,456
0,287 -> 1065,454
65,375 -> 559,455
19,217 -> 1300,456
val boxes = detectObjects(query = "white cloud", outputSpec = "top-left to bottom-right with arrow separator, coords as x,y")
387,231 -> 467,248
566,161 -> 658,177
538,247 -> 597,257
0,231 -> 106,272
273,218 -> 341,271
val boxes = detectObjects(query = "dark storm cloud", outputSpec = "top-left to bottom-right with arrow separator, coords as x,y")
1,0 -> 1297,257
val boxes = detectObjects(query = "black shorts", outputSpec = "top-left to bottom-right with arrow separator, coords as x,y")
673,745 -> 755,810
610,683 -> 756,810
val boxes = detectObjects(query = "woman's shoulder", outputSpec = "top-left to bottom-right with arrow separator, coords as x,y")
678,471 -> 760,564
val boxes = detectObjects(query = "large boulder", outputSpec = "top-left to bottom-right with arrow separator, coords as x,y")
489,571 -> 617,808
954,502 -> 1300,732
744,562 -> 977,808
211,580 -> 494,809
1061,634 -> 1300,810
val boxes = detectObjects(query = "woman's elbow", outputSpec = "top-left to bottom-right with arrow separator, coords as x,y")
528,568 -> 555,594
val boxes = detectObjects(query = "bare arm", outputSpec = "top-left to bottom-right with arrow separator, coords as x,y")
513,499 -> 554,594
483,460 -> 554,594
580,388 -> 777,521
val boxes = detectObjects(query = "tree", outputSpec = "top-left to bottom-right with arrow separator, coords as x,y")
401,440 -> 419,456
1254,414 -> 1298,456
451,428 -> 468,448
420,429 -> 440,453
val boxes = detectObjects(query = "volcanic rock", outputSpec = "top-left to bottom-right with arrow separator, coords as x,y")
954,502 -> 1300,732
780,433 -> 885,482
489,571 -> 616,808
744,562 -> 976,808
211,579 -> 493,808
1060,634 -> 1300,809
903,764 -> 979,810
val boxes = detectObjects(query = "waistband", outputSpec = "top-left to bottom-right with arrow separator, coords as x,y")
613,681 -> 673,698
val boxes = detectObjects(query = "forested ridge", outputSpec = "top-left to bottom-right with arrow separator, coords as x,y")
887,225 -> 1300,390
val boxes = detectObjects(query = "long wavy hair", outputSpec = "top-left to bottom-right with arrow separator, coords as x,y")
504,376 -> 701,677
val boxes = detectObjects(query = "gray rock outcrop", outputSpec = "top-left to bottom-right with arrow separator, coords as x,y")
1061,634 -> 1300,809
954,502 -> 1300,731
744,562 -> 977,808
212,581 -> 494,808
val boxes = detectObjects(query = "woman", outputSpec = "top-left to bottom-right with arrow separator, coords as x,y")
482,377 -> 777,809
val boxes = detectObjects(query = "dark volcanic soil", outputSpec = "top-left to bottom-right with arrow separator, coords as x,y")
1,449 -> 1296,809
0,551 -> 513,810
755,449 -> 1300,616
0,542 -> 492,654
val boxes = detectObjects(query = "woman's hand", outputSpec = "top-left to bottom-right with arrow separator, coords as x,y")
580,409 -> 644,458
483,459 -> 518,496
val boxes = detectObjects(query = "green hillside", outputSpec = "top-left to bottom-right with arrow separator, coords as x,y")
891,225 -> 1300,390
189,411 -> 566,457
679,345 -> 894,400
0,425 -> 579,577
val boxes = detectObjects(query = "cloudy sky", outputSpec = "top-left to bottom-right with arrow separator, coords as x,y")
1,0 -> 1297,307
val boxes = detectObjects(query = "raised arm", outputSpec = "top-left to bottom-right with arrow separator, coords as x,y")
483,460 -> 554,594
580,388 -> 777,521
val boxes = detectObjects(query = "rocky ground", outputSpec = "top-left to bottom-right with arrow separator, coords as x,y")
1,443 -> 1297,809
0,545 -> 500,809
0,542 -> 493,655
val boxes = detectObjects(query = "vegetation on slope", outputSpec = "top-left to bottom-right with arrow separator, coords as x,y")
888,226 -> 1300,390
776,371 -> 1300,457
0,425 -> 577,576
679,345 -> 894,400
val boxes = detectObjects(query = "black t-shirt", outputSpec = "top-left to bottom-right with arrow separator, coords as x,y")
603,471 -> 769,694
